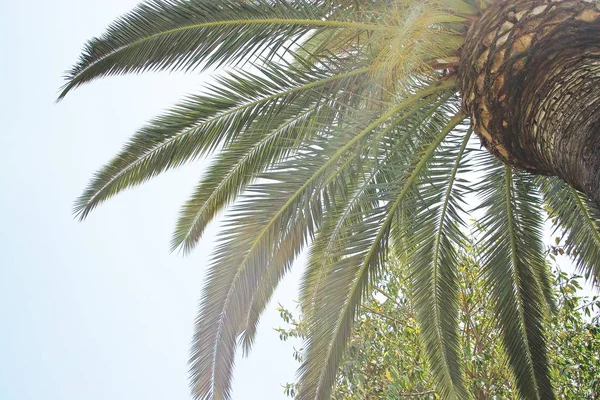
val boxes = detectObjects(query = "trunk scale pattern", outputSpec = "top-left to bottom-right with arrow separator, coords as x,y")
460,0 -> 600,204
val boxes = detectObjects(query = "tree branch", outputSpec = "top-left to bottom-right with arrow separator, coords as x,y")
361,304 -> 404,326
398,389 -> 436,397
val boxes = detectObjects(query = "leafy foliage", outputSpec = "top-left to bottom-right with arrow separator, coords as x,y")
548,268 -> 600,398
278,242 -> 600,399
61,0 -> 600,399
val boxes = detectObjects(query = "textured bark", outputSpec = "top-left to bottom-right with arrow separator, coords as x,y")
459,0 -> 600,204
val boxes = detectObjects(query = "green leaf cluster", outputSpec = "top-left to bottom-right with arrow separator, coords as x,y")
278,241 -> 600,399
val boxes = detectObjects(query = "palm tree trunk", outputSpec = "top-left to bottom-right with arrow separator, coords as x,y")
459,0 -> 600,204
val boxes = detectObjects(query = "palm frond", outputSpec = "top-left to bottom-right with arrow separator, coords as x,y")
301,91 -> 457,319
235,113 -> 374,355
73,61 -> 369,220
189,100 -> 418,399
189,144 -> 331,400
298,111 -> 465,400
408,126 -> 472,399
190,78 -> 458,400
537,176 -> 600,286
298,113 -> 416,334
58,0 -> 391,99
475,155 -> 554,400
172,65 -> 371,252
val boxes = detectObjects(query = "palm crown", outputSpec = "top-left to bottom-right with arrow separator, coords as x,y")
60,1 -> 600,399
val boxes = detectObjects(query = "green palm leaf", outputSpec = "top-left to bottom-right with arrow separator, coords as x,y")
408,126 -> 472,399
298,111 -> 465,400
73,61 -> 368,221
58,0 -> 391,99
537,176 -> 600,286
190,80 -> 458,400
172,64 -> 371,252
190,151 -> 330,399
475,155 -> 554,400
301,91 -> 457,321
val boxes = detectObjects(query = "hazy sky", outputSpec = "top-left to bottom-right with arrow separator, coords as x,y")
1,1 -> 303,399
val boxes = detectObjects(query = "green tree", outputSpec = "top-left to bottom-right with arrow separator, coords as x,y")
59,1 -> 600,399
277,243 -> 600,399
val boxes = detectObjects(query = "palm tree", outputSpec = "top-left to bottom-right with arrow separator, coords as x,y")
59,0 -> 600,399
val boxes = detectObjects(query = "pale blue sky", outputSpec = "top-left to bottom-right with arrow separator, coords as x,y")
1,1 -> 302,399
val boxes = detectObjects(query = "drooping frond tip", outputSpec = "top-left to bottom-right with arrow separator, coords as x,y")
57,0 -> 395,101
